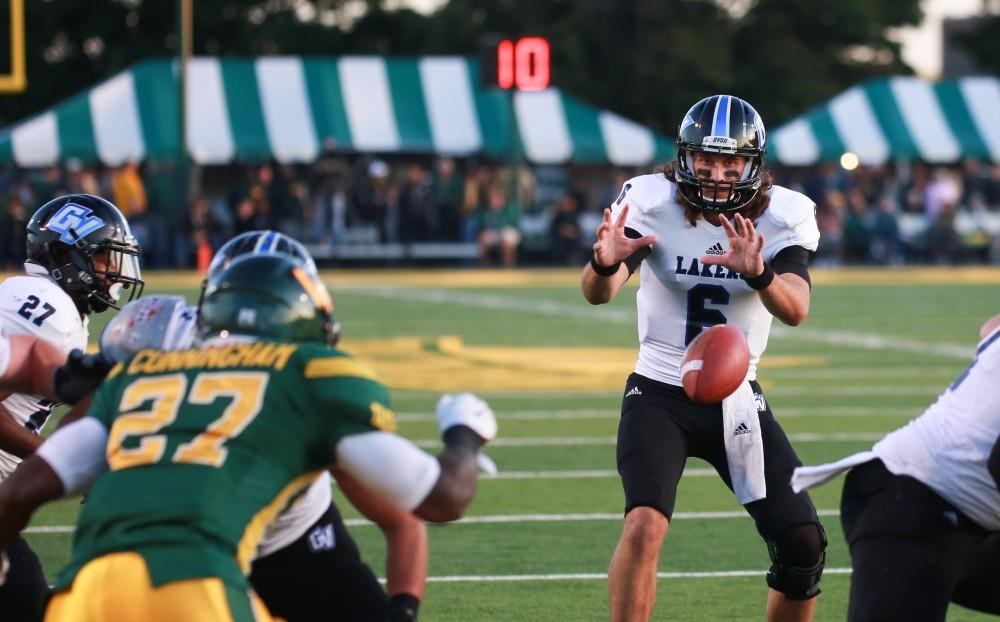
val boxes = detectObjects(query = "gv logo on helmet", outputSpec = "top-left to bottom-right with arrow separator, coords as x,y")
47,203 -> 106,244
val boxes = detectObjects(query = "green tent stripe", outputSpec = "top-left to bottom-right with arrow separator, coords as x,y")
935,82 -> 991,161
56,95 -> 98,163
654,135 -> 675,164
560,94 -> 605,164
131,60 -> 179,161
1,56 -> 671,166
466,60 -> 515,158
863,81 -> 919,159
385,59 -> 433,151
0,134 -> 12,164
219,60 -> 270,162
301,59 -> 353,150
808,105 -> 845,161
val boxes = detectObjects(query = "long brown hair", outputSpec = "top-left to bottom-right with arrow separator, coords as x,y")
661,161 -> 773,226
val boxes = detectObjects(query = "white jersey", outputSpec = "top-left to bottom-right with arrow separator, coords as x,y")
0,271 -> 88,479
103,296 -> 334,559
873,326 -> 1000,531
612,175 -> 819,385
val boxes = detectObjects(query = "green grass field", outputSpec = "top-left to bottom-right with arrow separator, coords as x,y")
23,267 -> 1000,621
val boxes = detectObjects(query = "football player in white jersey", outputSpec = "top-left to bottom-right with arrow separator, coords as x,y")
0,193 -> 142,622
99,230 -> 429,622
791,313 -> 1000,621
582,95 -> 824,622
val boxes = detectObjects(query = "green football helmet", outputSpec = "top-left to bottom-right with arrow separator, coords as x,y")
198,254 -> 340,345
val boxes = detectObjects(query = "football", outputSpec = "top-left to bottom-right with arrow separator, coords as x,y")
680,324 -> 750,404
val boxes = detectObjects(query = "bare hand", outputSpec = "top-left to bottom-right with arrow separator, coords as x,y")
592,206 -> 657,267
700,212 -> 765,277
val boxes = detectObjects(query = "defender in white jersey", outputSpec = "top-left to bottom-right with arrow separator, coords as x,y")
99,231 -> 429,622
792,313 -> 1000,621
582,95 -> 824,622
0,194 -> 142,622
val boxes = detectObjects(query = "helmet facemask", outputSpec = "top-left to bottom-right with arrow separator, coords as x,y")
50,232 -> 144,313
675,145 -> 763,214
673,94 -> 767,214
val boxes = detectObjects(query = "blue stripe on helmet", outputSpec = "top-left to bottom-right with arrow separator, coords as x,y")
714,95 -> 730,137
258,231 -> 277,253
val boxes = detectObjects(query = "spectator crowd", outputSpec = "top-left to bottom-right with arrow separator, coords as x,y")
1,154 -> 1000,271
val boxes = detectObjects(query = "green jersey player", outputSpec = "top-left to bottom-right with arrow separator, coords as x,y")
0,253 -> 496,622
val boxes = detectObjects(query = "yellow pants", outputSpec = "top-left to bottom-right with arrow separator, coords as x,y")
45,552 -> 276,622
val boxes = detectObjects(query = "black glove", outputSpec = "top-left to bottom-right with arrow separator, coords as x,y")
53,349 -> 115,405
386,593 -> 420,622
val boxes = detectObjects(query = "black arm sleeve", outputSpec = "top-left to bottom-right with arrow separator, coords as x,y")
988,433 -> 1000,492
623,227 -> 653,275
770,245 -> 814,288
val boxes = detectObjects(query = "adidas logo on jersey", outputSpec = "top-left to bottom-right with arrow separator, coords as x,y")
733,422 -> 751,436
625,386 -> 642,398
705,243 -> 726,256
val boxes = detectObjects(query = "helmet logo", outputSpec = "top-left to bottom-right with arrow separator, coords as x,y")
47,203 -> 105,244
680,113 -> 697,133
701,135 -> 738,152
237,308 -> 258,328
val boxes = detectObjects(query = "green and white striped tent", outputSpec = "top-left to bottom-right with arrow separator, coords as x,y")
769,76 -> 1000,166
0,56 -> 674,168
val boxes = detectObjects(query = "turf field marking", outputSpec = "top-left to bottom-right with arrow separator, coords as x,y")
346,287 -> 975,360
414,432 -> 881,448
422,568 -> 853,582
397,406 -> 921,422
24,509 -> 842,534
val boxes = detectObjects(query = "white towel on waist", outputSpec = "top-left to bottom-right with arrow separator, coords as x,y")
723,380 -> 766,504
790,450 -> 876,494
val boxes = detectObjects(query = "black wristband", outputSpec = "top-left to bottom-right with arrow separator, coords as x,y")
442,424 -> 485,450
590,255 -> 621,277
744,263 -> 775,290
387,593 -> 421,622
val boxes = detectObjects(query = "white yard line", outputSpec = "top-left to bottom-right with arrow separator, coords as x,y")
345,286 -> 975,360
397,406 -> 922,421
423,568 -> 853,582
25,509 -> 842,534
414,432 -> 880,448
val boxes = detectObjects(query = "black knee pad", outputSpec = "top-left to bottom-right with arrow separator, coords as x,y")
765,523 -> 827,601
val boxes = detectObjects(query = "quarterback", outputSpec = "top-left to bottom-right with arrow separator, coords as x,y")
0,253 -> 495,622
100,230 -> 429,622
0,194 -> 142,621
582,95 -> 824,622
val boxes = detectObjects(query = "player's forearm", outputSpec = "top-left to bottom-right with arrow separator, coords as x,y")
756,273 -> 810,326
581,263 -> 628,304
0,336 -> 64,401
334,467 -> 428,598
383,516 -> 428,599
0,455 -> 65,550
415,427 -> 481,522
981,313 -> 1000,339
0,407 -> 42,458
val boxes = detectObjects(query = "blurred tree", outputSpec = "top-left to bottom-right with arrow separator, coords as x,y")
730,0 -> 922,125
373,0 -> 921,132
0,0 -> 922,138
952,14 -> 1000,74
